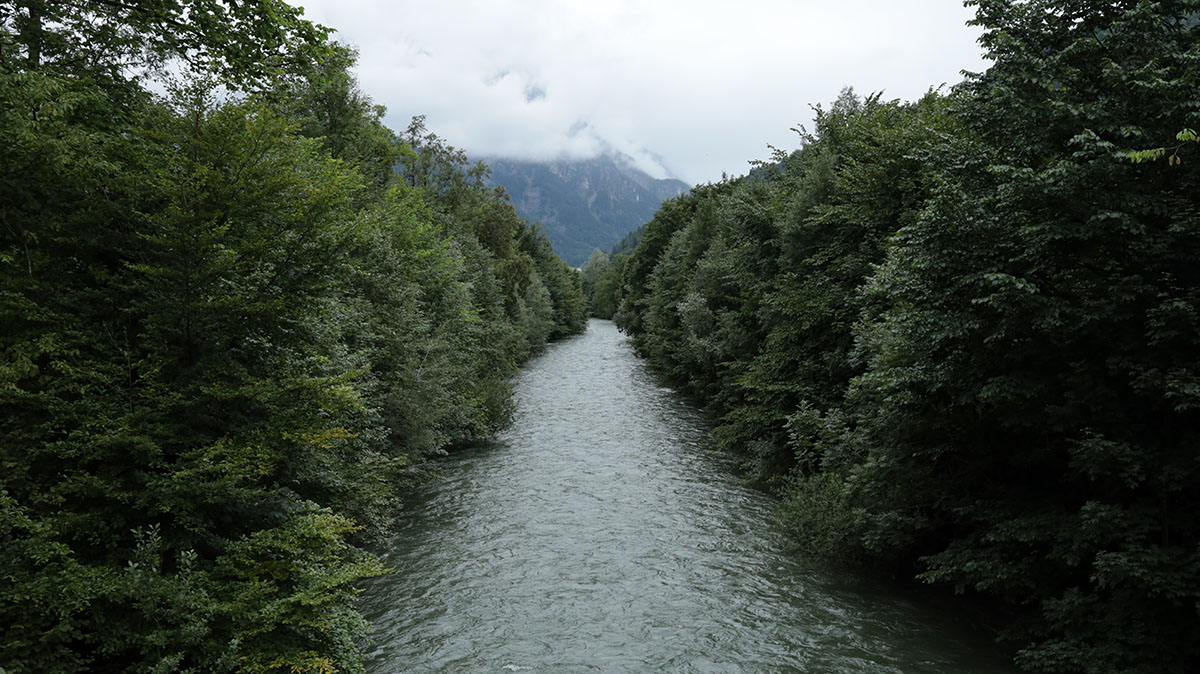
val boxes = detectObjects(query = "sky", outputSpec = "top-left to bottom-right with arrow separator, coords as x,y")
297,0 -> 990,185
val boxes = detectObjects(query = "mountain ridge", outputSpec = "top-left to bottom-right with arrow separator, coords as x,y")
482,154 -> 690,266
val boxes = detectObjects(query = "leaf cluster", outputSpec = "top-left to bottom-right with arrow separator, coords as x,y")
0,5 -> 584,672
614,2 -> 1200,671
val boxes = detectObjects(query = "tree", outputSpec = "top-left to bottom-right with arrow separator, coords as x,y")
840,2 -> 1200,671
2,0 -> 333,89
2,3 -> 584,669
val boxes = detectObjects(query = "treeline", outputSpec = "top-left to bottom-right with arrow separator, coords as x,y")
592,2 -> 1200,673
1,1 -> 582,672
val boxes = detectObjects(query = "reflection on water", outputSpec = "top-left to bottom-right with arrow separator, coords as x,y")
360,319 -> 1012,673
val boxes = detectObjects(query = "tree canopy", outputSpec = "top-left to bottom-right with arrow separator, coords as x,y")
603,2 -> 1200,672
1,2 -> 584,671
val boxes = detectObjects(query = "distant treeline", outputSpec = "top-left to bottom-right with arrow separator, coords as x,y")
1,1 -> 583,671
586,2 -> 1200,672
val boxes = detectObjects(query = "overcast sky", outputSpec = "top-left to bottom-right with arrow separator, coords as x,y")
297,0 -> 989,185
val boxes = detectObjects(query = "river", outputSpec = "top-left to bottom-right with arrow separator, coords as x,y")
360,319 -> 1013,673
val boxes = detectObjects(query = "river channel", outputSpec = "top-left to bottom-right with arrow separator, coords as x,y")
360,319 -> 1013,673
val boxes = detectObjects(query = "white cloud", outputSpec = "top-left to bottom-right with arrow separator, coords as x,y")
298,0 -> 987,184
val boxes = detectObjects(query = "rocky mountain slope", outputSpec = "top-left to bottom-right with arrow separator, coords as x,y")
483,154 -> 689,266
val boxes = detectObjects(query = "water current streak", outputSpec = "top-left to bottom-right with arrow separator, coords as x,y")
360,319 -> 1011,673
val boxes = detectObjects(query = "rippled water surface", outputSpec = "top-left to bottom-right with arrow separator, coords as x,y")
361,319 -> 1013,673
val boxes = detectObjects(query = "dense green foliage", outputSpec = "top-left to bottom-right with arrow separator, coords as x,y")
609,225 -> 646,258
579,249 -> 628,319
0,2 -> 583,671
604,2 -> 1200,672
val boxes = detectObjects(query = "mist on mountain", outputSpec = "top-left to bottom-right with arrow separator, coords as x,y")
483,153 -> 689,266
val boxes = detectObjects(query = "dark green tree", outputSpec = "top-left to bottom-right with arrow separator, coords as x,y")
585,252 -> 628,320
838,2 -> 1200,671
2,2 -> 585,670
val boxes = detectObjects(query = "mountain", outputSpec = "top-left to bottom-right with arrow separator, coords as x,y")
482,154 -> 690,267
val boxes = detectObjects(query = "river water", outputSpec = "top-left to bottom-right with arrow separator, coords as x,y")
361,319 -> 1013,673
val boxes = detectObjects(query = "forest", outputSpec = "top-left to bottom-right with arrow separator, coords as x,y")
585,1 -> 1200,672
0,1 -> 584,671
6,0 -> 1200,672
